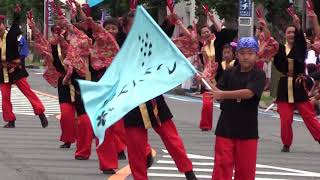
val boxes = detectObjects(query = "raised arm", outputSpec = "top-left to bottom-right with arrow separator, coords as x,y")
207,12 -> 222,32
10,4 -> 21,31
27,11 -> 53,64
257,13 -> 279,60
166,14 -> 192,38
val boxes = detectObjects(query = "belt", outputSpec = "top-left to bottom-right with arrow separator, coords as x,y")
287,58 -> 294,103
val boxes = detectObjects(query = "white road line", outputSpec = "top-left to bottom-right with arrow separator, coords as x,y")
162,150 -> 214,160
147,173 -> 289,180
164,94 -> 202,103
256,164 -> 320,176
162,155 -> 214,160
157,149 -> 320,178
256,171 -> 320,177
149,166 -> 319,177
150,166 -> 212,172
157,160 -> 213,166
9,101 -> 59,104
0,88 -> 60,116
147,173 -> 211,178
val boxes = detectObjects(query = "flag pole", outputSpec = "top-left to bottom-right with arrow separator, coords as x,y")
196,72 -> 213,91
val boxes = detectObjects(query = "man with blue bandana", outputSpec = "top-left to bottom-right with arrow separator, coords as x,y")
201,37 -> 266,180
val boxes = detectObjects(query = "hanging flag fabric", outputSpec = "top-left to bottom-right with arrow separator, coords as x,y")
77,6 -> 197,145
87,0 -> 103,7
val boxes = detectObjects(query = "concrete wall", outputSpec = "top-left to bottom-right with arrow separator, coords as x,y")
172,0 -> 220,27
173,0 -> 196,27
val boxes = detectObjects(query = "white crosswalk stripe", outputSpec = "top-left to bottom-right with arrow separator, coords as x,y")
148,149 -> 320,180
0,87 -> 60,117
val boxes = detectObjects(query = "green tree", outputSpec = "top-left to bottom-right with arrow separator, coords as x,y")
91,0 -> 183,20
0,0 -> 44,30
197,0 -> 302,41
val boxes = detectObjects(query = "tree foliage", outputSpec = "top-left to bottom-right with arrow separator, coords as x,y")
0,0 -> 44,27
198,0 -> 305,40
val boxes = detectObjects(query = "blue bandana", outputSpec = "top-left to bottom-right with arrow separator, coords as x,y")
236,37 -> 259,53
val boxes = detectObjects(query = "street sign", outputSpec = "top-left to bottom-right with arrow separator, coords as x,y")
239,0 -> 252,17
239,17 -> 252,26
238,0 -> 254,38
48,0 -> 54,26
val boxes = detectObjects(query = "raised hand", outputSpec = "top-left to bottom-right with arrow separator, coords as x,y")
306,0 -> 314,11
167,13 -> 180,25
202,4 -> 209,15
15,4 -> 21,13
51,0 -> 63,17
286,4 -> 302,30
256,8 -> 266,28
167,0 -> 175,13
82,4 -> 91,17
287,4 -> 296,17
66,0 -> 77,18
220,18 -> 225,28
130,0 -> 138,11
27,11 -> 35,30
306,0 -> 317,20
292,14 -> 301,30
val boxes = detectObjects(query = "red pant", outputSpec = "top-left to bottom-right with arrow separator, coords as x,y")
0,78 -> 45,122
125,119 -> 193,180
111,119 -> 127,153
75,114 -> 118,170
199,92 -> 213,130
212,136 -> 258,180
59,103 -> 76,143
277,101 -> 320,146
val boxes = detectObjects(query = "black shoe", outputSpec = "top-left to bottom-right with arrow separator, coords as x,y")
201,129 -> 210,132
3,121 -> 15,128
146,153 -> 154,168
60,143 -> 71,149
185,170 -> 197,180
102,169 -> 116,174
281,145 -> 290,152
39,114 -> 48,128
75,156 -> 89,160
118,151 -> 126,160
318,141 -> 320,145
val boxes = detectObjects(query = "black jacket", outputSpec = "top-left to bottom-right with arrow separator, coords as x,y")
274,29 -> 311,102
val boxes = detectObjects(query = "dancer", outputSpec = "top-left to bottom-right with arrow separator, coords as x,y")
203,37 -> 266,180
274,11 -> 320,152
0,5 -> 47,128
